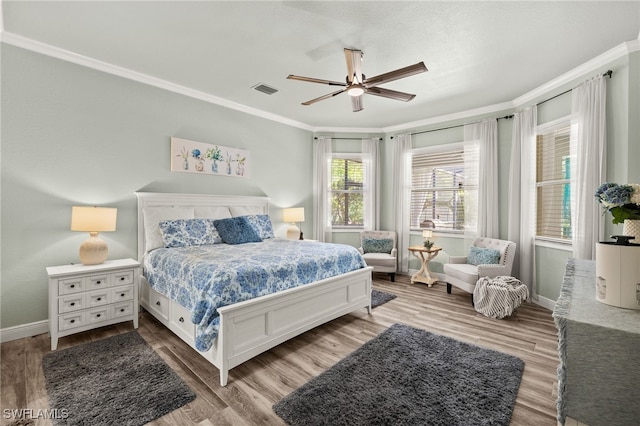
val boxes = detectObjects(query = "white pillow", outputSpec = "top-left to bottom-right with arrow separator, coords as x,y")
194,206 -> 232,220
229,206 -> 265,216
143,206 -> 194,252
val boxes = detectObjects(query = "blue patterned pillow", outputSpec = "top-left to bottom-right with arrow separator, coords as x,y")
213,216 -> 262,244
467,246 -> 501,266
159,219 -> 221,248
362,238 -> 394,254
243,214 -> 275,239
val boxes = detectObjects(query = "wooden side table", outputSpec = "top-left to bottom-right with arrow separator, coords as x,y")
408,246 -> 442,287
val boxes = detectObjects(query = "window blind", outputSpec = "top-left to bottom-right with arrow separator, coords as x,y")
536,126 -> 572,240
410,149 -> 470,230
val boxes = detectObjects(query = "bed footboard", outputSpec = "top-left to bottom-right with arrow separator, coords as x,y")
139,266 -> 373,386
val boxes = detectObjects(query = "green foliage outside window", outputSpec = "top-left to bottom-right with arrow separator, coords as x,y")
331,158 -> 364,226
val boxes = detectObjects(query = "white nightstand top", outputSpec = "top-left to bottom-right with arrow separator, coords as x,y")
46,258 -> 140,277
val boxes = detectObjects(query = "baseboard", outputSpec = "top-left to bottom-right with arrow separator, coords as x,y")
407,269 -> 557,312
533,294 -> 556,311
0,320 -> 49,343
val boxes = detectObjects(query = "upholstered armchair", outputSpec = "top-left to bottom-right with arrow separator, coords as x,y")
358,230 -> 397,282
443,237 -> 516,296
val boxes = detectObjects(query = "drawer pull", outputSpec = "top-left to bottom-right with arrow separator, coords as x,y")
70,284 -> 75,288
156,301 -> 161,306
97,297 -> 102,301
96,280 -> 101,284
179,317 -> 184,323
120,308 -> 125,312
96,314 -> 101,318
70,302 -> 75,306
120,277 -> 125,281
120,293 -> 125,297
70,319 -> 75,323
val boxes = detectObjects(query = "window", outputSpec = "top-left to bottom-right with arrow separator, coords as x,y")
536,121 -> 572,240
330,156 -> 364,227
410,145 -> 475,231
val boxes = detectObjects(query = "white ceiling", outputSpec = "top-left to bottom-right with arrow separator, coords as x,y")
2,1 -> 639,131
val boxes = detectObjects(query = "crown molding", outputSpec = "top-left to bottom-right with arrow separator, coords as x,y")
0,30 -> 316,132
1,26 -> 637,136
382,101 -> 515,134
513,39 -> 640,108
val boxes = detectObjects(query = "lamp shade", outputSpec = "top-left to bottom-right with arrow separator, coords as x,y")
422,229 -> 433,239
283,207 -> 305,223
71,206 -> 117,232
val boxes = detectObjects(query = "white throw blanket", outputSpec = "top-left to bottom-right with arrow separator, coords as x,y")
473,276 -> 528,319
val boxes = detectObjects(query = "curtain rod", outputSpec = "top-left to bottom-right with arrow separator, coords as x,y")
391,69 -> 613,139
313,137 -> 383,140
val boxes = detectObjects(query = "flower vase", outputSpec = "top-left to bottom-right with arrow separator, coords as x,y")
211,160 -> 218,173
623,219 -> 640,243
182,158 -> 188,170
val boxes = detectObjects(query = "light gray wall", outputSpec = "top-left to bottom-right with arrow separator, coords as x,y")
1,45 -> 313,328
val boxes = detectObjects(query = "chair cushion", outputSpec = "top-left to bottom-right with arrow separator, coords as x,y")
362,238 -> 394,254
467,246 -> 501,266
443,263 -> 479,285
362,253 -> 396,268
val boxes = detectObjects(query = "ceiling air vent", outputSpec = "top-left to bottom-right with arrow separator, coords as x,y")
253,83 -> 278,95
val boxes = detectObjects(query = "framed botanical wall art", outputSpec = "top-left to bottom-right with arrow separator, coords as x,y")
170,137 -> 250,178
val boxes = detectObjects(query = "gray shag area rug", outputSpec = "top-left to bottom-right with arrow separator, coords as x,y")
42,331 -> 195,426
274,323 -> 524,426
371,289 -> 397,308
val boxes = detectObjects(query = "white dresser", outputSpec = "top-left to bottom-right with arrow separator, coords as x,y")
47,258 -> 140,350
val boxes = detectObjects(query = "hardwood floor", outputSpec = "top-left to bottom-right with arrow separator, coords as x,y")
1,273 -> 559,425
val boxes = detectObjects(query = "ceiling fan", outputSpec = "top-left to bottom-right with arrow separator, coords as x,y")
287,48 -> 427,112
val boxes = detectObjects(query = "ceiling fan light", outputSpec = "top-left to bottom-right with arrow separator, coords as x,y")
347,85 -> 364,97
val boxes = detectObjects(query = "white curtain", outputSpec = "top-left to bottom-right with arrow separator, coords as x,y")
508,106 -> 537,298
362,138 -> 380,230
313,137 -> 332,242
464,119 -> 499,238
393,134 -> 412,273
571,75 -> 607,259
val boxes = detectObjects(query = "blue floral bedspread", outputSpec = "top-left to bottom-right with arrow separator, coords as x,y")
143,239 -> 367,351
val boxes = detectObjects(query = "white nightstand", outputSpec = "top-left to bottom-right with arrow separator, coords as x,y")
47,258 -> 140,350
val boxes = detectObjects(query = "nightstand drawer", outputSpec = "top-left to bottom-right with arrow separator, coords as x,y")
58,277 -> 84,295
58,294 -> 84,313
59,312 -> 84,331
87,306 -> 110,323
111,285 -> 133,302
86,273 -> 109,290
87,290 -> 109,307
112,301 -> 133,319
111,269 -> 134,286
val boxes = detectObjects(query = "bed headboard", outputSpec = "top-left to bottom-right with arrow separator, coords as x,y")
135,192 -> 270,262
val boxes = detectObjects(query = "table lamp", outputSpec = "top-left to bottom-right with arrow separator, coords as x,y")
422,229 -> 434,249
283,207 -> 305,240
71,206 -> 117,265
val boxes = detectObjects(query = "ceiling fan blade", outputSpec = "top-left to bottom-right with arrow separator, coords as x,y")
363,62 -> 427,87
344,48 -> 363,84
287,74 -> 347,87
301,89 -> 347,106
351,95 -> 363,112
365,87 -> 416,102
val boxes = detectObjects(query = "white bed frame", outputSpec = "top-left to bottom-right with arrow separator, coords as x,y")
135,192 -> 373,386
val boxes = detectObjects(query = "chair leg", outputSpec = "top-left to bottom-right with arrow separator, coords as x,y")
389,273 -> 395,282
446,283 -> 452,294
471,293 -> 475,307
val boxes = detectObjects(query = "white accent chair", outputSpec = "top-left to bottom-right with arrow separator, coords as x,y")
358,230 -> 397,282
443,237 -> 517,299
